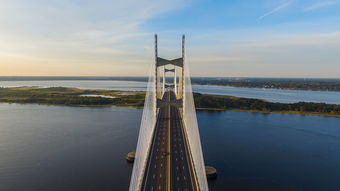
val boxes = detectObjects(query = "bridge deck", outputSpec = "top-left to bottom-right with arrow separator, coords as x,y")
141,90 -> 199,191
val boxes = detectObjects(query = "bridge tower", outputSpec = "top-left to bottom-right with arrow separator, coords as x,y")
154,34 -> 184,99
129,35 -> 209,191
155,34 -> 184,108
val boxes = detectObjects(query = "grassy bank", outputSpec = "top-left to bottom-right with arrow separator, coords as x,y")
0,87 -> 339,117
193,93 -> 340,117
0,87 -> 145,107
192,78 -> 340,92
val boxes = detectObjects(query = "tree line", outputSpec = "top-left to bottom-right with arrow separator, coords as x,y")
193,93 -> 340,115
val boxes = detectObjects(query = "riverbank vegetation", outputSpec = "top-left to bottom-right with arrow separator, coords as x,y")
192,78 -> 340,92
0,87 -> 145,107
193,93 -> 340,117
0,87 -> 339,117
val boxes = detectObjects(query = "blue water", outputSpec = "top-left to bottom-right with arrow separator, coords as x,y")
199,111 -> 340,191
1,103 -> 340,191
193,85 -> 340,104
1,80 -> 340,104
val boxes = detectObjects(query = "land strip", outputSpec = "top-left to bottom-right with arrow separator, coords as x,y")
0,87 -> 339,117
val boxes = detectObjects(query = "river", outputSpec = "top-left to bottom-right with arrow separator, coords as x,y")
1,103 -> 340,191
1,80 -> 340,104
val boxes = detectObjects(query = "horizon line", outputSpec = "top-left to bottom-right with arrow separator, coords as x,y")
0,76 -> 339,80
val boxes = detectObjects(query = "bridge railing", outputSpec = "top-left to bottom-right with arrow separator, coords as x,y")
183,57 -> 209,191
129,61 -> 157,191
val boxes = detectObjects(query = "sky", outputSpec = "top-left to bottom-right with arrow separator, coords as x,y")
0,0 -> 340,78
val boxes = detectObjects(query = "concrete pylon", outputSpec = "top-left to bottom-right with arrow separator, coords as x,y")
162,66 -> 165,94
174,68 -> 177,95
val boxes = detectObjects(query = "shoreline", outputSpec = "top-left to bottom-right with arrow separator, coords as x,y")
0,87 -> 339,118
196,108 -> 340,117
193,84 -> 340,93
1,101 -> 339,118
1,77 -> 340,92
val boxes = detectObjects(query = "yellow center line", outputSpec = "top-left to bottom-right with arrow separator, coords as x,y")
180,110 -> 200,191
166,91 -> 171,191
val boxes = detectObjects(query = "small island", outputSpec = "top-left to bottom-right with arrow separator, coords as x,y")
0,87 -> 339,117
0,87 -> 145,107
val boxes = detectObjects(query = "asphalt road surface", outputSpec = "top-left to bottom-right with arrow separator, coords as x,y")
141,90 -> 199,191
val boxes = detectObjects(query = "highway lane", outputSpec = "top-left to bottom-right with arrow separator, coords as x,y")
142,91 -> 170,191
141,90 -> 199,191
170,91 -> 198,191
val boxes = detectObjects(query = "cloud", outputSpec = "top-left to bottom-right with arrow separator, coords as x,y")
257,0 -> 293,20
188,55 -> 256,63
304,1 -> 339,11
0,0 -> 189,75
1,0 -> 340,77
184,29 -> 340,77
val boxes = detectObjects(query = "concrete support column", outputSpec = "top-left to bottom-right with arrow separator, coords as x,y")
162,66 -> 166,95
174,68 -> 177,96
178,68 -> 182,99
157,67 -> 161,99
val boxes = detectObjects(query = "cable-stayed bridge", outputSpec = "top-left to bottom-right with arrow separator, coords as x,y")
129,35 -> 208,191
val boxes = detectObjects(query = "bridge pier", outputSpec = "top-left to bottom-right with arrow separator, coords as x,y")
126,152 -> 136,163
205,166 -> 217,179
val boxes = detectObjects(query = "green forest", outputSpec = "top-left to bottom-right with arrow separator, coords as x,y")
192,78 -> 340,91
193,93 -> 340,116
0,87 -> 145,107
